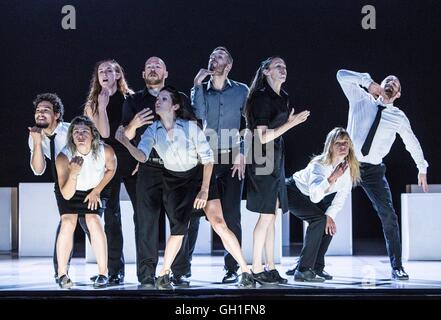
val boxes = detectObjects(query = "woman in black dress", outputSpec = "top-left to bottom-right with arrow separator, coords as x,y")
245,56 -> 310,284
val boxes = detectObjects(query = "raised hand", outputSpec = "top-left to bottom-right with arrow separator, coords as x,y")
129,108 -> 154,130
328,160 -> 349,184
287,108 -> 310,128
68,156 -> 84,177
194,69 -> 214,86
97,88 -> 110,111
28,126 -> 44,144
368,82 -> 384,99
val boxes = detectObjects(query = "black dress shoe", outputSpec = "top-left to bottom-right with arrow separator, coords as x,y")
268,269 -> 288,284
184,271 -> 192,278
58,275 -> 73,289
315,269 -> 333,280
138,276 -> 156,289
294,269 -> 325,282
222,270 -> 238,284
171,275 -> 190,287
54,274 -> 60,284
93,274 -> 108,288
251,270 -> 278,285
286,266 -> 297,276
108,273 -> 124,285
237,272 -> 256,288
155,273 -> 173,290
90,274 -> 98,282
392,267 -> 409,280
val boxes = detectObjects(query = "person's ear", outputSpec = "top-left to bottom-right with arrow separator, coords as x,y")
142,71 -> 146,79
225,63 -> 232,73
394,91 -> 401,99
55,112 -> 60,121
164,70 -> 169,80
172,104 -> 180,112
115,71 -> 121,80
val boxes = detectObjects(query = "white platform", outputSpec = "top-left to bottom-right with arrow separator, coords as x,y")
18,183 -> 59,256
0,188 -> 14,251
402,193 -> 441,261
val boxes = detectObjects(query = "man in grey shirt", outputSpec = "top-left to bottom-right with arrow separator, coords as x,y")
178,46 -> 248,283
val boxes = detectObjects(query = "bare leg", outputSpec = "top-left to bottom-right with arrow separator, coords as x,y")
252,214 -> 274,273
265,200 -> 279,270
159,235 -> 184,276
56,214 -> 78,277
85,214 -> 108,276
204,200 -> 250,273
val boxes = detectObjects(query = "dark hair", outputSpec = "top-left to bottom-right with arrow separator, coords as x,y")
212,46 -> 233,64
244,56 -> 283,126
66,115 -> 102,159
33,93 -> 64,122
160,86 -> 199,124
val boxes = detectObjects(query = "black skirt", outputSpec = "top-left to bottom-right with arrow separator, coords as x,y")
246,137 -> 289,214
54,185 -> 108,216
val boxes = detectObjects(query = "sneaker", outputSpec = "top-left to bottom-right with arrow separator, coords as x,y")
222,270 -> 238,284
155,273 -> 173,290
171,274 -> 190,287
237,272 -> 256,288
93,274 -> 108,288
251,270 -> 278,285
267,269 -> 288,284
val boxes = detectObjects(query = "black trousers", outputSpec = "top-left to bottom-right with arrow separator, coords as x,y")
287,181 -> 335,271
173,160 -> 244,275
360,163 -> 402,269
135,163 -> 164,282
52,217 -> 89,277
103,149 -> 137,276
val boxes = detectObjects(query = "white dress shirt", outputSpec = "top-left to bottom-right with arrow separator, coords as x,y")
60,143 -> 106,191
293,161 -> 352,220
336,69 -> 428,174
28,121 -> 70,175
137,119 -> 214,172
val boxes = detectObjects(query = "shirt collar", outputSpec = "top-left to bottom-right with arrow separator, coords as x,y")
375,96 -> 394,108
261,81 -> 288,99
207,78 -> 232,91
156,118 -> 185,130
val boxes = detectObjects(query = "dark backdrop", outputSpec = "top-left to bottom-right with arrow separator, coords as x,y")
1,0 -> 440,249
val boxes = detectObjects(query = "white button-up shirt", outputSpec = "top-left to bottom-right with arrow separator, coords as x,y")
137,119 -> 214,172
336,69 -> 428,174
28,121 -> 70,175
293,161 -> 352,220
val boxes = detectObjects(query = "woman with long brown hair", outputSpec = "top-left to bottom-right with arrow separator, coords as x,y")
245,56 -> 310,285
285,127 -> 360,282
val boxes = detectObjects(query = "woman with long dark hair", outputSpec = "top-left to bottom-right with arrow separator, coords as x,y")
117,86 -> 256,289
245,57 -> 310,284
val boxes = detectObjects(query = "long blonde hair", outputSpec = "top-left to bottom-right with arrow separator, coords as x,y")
311,127 -> 361,185
84,59 -> 134,116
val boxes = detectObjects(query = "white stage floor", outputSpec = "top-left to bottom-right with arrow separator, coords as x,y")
1,254 -> 441,294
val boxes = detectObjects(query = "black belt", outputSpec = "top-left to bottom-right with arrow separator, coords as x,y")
146,157 -> 164,165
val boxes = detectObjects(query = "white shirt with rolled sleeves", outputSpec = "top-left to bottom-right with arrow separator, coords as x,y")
336,69 -> 428,174
28,121 -> 70,175
293,161 -> 352,220
137,119 -> 214,172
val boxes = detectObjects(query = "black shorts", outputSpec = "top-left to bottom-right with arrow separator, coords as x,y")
54,185 -> 108,216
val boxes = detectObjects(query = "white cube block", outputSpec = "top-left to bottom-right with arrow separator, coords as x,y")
402,193 -> 441,260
